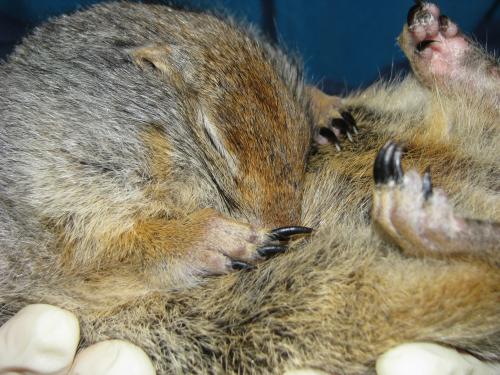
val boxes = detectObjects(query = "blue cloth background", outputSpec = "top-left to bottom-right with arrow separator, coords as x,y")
1,0 -> 498,92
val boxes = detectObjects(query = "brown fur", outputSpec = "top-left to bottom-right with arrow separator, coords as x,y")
0,2 -> 499,374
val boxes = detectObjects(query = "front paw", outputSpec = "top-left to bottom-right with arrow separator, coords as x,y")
307,86 -> 359,151
181,210 -> 313,276
315,111 -> 359,151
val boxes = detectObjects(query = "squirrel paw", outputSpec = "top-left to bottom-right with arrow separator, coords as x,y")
308,87 -> 358,151
152,211 -> 312,286
401,2 -> 469,83
315,111 -> 359,151
222,224 -> 313,271
371,142 -> 463,257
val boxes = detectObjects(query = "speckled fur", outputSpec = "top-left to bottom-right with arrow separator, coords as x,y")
0,2 -> 499,375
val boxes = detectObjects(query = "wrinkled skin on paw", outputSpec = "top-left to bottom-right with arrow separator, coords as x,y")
372,142 -> 500,262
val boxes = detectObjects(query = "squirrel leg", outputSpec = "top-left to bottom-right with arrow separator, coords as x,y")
371,142 -> 500,263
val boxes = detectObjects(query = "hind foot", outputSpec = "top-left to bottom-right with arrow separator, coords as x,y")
372,142 -> 500,261
399,2 -> 500,105
399,2 -> 470,87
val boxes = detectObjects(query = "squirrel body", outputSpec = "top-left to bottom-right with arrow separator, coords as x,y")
0,2 -> 499,374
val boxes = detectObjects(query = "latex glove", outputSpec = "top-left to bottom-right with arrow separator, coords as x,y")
285,343 -> 500,375
3,306 -> 499,375
0,304 -> 155,375
376,343 -> 500,375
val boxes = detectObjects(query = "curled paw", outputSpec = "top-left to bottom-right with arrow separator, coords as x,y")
251,226 -> 313,263
143,209 -> 313,288
316,111 -> 359,151
189,213 -> 313,276
307,86 -> 358,151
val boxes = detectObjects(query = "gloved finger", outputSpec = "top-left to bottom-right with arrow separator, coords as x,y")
0,304 -> 80,375
377,342 -> 500,375
68,339 -> 156,375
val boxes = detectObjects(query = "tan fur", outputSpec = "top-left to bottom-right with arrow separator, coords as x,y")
0,2 -> 499,374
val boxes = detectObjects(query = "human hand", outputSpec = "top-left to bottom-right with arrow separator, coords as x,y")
284,342 -> 500,375
0,304 -> 155,375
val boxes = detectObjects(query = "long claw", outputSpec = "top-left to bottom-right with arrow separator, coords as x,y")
374,142 -> 390,184
330,118 -> 356,144
422,166 -> 433,200
331,118 -> 349,133
231,260 -> 255,271
346,131 -> 353,143
416,40 -> 437,52
382,142 -> 397,183
393,145 -> 404,183
257,245 -> 287,258
341,111 -> 358,137
374,141 -> 405,185
319,127 -> 341,151
269,226 -> 313,240
407,3 -> 422,26
340,111 -> 357,128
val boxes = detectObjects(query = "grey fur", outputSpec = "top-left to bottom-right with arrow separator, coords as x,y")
0,2 -> 499,374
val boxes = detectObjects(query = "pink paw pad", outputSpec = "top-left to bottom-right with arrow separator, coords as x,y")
408,2 -> 441,42
408,2 -> 460,46
406,2 -> 468,74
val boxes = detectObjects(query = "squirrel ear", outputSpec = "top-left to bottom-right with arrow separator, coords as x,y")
129,45 -> 173,74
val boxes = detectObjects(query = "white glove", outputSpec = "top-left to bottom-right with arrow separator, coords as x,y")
284,343 -> 500,375
0,304 -> 156,375
376,342 -> 500,375
3,305 -> 499,375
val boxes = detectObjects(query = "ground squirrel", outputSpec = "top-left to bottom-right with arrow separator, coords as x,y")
0,1 -> 498,374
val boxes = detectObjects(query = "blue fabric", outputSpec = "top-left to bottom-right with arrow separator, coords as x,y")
0,0 -> 498,90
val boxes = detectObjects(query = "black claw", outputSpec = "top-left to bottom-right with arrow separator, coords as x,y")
439,15 -> 449,27
422,166 -> 433,200
341,111 -> 357,127
393,146 -> 404,183
407,3 -> 423,26
231,260 -> 255,271
269,226 -> 313,241
330,118 -> 354,143
416,40 -> 437,52
374,142 -> 389,184
257,245 -> 287,258
340,111 -> 358,138
382,142 -> 397,182
374,141 -> 405,185
319,127 -> 341,151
